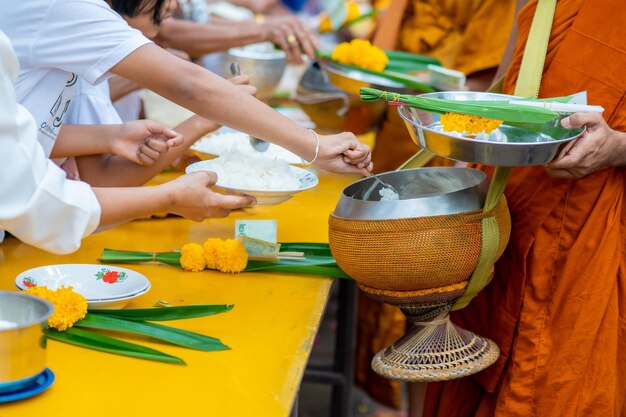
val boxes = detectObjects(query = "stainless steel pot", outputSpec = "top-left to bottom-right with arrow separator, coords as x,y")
0,291 -> 53,389
333,167 -> 488,220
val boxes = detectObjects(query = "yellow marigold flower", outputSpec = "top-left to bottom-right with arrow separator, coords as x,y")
215,239 -> 249,273
345,1 -> 360,22
25,286 -> 87,331
331,42 -> 352,64
331,39 -> 388,73
203,238 -> 225,270
180,243 -> 206,272
319,13 -> 332,33
440,112 -> 503,135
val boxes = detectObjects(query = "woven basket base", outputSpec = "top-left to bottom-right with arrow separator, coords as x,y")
371,314 -> 500,382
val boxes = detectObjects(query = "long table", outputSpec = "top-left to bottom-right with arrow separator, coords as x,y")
0,170 -> 360,417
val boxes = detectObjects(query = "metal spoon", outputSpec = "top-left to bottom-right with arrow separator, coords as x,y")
362,174 -> 401,200
229,62 -> 270,152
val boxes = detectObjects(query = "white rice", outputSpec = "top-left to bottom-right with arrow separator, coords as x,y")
434,125 -> 508,142
209,149 -> 301,190
0,319 -> 18,330
192,128 -> 302,164
379,187 -> 400,201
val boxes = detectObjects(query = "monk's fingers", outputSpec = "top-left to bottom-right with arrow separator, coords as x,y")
561,112 -> 606,131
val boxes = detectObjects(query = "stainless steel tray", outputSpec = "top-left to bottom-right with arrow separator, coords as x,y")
397,91 -> 585,166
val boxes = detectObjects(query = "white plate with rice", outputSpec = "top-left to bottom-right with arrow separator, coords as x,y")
185,149 -> 319,205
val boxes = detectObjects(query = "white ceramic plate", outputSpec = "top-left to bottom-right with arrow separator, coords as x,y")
87,284 -> 151,310
191,127 -> 303,165
15,264 -> 150,301
186,160 -> 319,205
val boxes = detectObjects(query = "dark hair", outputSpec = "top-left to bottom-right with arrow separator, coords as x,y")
110,0 -> 166,24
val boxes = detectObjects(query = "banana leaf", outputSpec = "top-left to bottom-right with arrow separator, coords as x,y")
46,327 -> 185,365
100,243 -> 352,279
360,87 -> 559,123
384,50 -> 441,66
100,248 -> 181,266
88,304 -> 234,321
76,314 -> 229,351
315,51 -> 435,92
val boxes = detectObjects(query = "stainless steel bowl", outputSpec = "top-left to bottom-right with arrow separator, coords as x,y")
224,43 -> 287,99
398,91 -> 585,166
333,167 -> 487,220
319,60 -> 410,96
0,291 -> 53,388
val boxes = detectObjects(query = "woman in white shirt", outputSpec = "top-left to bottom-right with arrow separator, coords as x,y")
0,0 -> 373,178
0,30 -> 254,255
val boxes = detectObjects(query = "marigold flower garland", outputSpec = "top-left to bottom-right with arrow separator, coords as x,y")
440,113 -> 503,135
331,39 -> 389,72
180,238 -> 248,273
25,285 -> 87,331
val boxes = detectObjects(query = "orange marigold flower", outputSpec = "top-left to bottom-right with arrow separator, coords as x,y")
440,113 -> 503,135
180,243 -> 206,272
25,286 -> 87,331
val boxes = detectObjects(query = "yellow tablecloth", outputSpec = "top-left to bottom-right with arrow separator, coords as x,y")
0,170 -> 361,417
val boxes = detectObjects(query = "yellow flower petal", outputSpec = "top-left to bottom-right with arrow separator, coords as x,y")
440,113 -> 503,135
25,286 -> 87,331
180,243 -> 207,272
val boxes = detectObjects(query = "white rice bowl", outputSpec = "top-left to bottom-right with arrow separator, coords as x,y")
185,150 -> 318,205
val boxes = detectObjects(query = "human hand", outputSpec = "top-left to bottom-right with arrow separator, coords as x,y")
261,16 -> 318,64
228,74 -> 257,96
162,171 -> 256,221
111,120 -> 183,166
312,132 -> 373,176
545,113 -> 626,179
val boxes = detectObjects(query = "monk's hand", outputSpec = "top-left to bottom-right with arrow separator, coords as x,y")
545,112 -> 626,179
313,132 -> 374,176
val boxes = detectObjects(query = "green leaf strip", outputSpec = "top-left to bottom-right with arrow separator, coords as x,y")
360,87 -> 559,123
46,327 -> 185,365
100,243 -> 352,279
77,314 -> 229,351
88,304 -> 234,321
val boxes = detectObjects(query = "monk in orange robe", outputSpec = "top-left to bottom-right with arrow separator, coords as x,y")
422,0 -> 626,415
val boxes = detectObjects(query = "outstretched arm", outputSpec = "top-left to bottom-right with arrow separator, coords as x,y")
111,44 -> 372,175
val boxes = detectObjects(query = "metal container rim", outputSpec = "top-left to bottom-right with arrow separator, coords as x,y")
0,291 -> 53,331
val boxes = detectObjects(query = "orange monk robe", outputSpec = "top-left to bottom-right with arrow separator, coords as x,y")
359,1 -> 516,408
423,0 -> 626,415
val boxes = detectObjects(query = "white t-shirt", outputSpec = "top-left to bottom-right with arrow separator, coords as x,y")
0,0 -> 152,156
66,78 -> 123,125
0,31 -> 101,254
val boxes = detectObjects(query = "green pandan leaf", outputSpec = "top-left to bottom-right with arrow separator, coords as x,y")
100,243 -> 352,279
46,327 -> 185,365
88,304 -> 234,321
76,314 -> 229,351
360,87 -> 559,123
